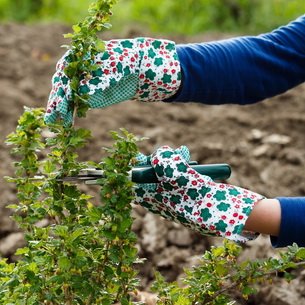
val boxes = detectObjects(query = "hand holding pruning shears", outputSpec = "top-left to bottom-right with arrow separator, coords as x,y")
59,145 -> 264,243
134,146 -> 264,243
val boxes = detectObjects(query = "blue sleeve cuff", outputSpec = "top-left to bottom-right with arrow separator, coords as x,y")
167,15 -> 305,105
271,197 -> 305,248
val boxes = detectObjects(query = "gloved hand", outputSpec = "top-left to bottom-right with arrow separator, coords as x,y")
45,38 -> 181,124
134,146 -> 265,243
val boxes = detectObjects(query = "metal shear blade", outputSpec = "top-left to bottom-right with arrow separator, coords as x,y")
57,164 -> 231,185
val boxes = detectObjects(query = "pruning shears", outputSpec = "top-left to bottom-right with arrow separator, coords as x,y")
57,162 -> 231,185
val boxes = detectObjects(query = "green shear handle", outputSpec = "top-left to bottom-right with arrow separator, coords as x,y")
132,163 -> 231,183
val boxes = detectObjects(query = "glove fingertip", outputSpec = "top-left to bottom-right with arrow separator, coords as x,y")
150,146 -> 181,182
44,111 -> 58,125
63,111 -> 73,127
135,152 -> 149,166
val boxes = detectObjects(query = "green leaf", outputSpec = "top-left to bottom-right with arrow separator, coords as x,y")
25,269 -> 37,282
54,225 -> 69,238
242,285 -> 257,296
47,275 -> 65,285
104,266 -> 114,277
64,61 -> 79,78
6,204 -> 19,210
109,246 -> 120,263
72,24 -> 82,33
101,297 -> 113,305
95,39 -> 105,52
296,248 -> 305,259
212,246 -> 225,257
5,277 -> 20,288
43,160 -> 57,174
103,22 -> 112,29
15,247 -> 29,256
215,262 -> 228,276
123,246 -> 138,259
58,256 -> 71,271
120,296 -> 130,305
63,33 -> 74,38
68,228 -> 84,243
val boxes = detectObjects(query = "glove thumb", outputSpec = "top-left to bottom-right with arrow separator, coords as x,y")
151,145 -> 192,183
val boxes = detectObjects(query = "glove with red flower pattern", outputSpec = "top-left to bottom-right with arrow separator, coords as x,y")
134,146 -> 265,243
45,38 -> 181,124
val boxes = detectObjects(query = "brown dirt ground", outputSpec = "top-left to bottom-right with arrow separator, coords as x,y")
1,23 -> 305,304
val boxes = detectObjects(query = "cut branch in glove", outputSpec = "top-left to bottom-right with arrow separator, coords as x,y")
45,38 -> 181,124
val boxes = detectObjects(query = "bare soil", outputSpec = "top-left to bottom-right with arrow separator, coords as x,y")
1,23 -> 305,304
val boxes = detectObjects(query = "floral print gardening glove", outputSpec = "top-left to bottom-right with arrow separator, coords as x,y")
134,146 -> 265,243
45,38 -> 181,124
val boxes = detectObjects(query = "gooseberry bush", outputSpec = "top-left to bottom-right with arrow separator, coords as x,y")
1,1 -> 305,305
152,240 -> 305,305
1,108 -> 140,305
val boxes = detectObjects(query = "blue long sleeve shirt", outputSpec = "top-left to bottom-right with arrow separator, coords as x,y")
168,15 -> 305,247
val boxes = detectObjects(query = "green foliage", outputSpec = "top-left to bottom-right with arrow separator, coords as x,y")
152,240 -> 305,305
113,0 -> 304,35
62,0 -> 116,121
0,0 -> 92,23
1,0 -> 304,34
1,107 -> 141,304
0,1 -> 142,304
